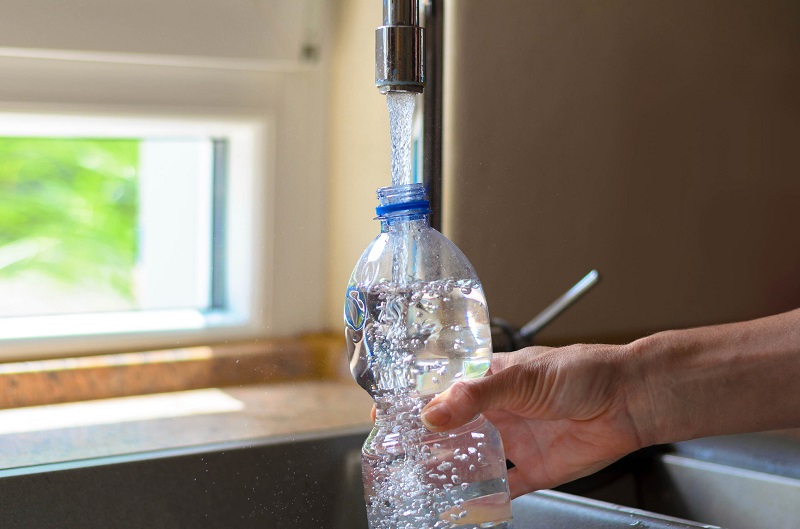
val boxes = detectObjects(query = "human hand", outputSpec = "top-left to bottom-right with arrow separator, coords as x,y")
420,344 -> 646,498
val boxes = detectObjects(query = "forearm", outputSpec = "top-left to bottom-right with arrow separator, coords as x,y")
626,308 -> 800,447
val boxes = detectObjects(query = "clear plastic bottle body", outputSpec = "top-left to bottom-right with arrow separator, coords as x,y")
345,256 -> 492,398
363,406 -> 512,529
344,184 -> 512,528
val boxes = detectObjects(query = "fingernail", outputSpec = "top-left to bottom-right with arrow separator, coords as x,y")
421,403 -> 451,429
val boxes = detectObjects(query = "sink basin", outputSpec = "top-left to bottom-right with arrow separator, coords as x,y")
639,434 -> 800,529
0,429 -> 372,529
0,427 -> 737,528
513,490 -> 718,529
557,432 -> 800,529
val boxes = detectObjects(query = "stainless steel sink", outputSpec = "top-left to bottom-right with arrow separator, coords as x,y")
2,427 -> 767,529
640,453 -> 800,528
0,429 -> 373,529
513,490 -> 719,529
639,434 -> 800,529
560,432 -> 800,529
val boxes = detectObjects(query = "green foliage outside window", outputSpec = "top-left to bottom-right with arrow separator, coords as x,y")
0,138 -> 139,313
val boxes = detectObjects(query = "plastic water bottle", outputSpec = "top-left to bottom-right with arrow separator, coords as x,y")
344,183 -> 513,529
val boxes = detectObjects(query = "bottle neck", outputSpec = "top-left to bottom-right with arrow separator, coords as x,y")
375,183 -> 430,226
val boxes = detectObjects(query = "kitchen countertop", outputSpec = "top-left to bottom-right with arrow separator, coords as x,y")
0,380 -> 373,472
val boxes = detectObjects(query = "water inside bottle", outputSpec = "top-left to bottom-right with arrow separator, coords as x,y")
362,398 -> 512,529
346,277 -> 492,398
345,274 -> 509,528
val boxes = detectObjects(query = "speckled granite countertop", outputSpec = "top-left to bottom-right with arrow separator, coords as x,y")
0,381 -> 373,471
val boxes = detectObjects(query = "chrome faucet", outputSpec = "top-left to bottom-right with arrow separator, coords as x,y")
375,0 -> 425,94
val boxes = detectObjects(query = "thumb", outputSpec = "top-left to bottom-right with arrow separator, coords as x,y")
421,369 -> 522,431
421,348 -> 555,431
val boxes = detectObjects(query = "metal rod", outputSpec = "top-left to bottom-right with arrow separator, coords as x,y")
384,0 -> 418,25
517,270 -> 601,340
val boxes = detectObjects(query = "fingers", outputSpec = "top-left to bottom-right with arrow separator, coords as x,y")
421,375 -> 508,431
421,381 -> 476,430
422,347 -> 550,431
370,404 -> 376,422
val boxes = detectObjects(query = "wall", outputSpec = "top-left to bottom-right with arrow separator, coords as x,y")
325,0 -> 392,329
442,0 -> 800,344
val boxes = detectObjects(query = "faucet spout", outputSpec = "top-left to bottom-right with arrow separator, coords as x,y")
376,0 -> 425,94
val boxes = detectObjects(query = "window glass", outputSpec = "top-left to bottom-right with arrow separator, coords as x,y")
0,136 -> 216,319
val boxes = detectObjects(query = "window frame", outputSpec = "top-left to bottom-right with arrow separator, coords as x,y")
0,111 -> 273,360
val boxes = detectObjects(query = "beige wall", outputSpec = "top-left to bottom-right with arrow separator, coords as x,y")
325,0 -> 392,330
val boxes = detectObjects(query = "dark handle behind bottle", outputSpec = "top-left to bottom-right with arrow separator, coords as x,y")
491,270 -> 600,351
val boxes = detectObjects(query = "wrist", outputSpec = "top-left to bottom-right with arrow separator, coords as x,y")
617,310 -> 800,451
621,331 -> 679,448
622,312 -> 800,446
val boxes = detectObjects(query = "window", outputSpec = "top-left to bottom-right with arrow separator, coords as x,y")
0,0 -> 331,361
0,113 -> 270,358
